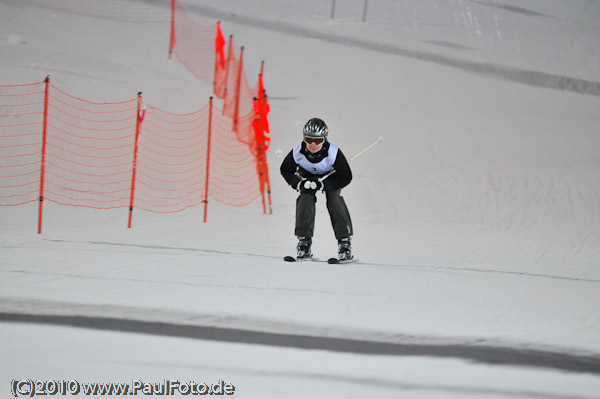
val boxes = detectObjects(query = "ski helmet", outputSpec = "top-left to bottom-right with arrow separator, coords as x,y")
303,118 -> 328,139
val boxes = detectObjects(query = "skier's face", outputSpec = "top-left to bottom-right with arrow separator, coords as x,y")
304,137 -> 324,153
306,141 -> 323,153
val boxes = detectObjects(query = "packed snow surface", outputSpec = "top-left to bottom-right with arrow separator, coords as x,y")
1,0 -> 599,397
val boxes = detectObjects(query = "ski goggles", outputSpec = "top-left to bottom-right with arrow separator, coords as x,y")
304,136 -> 325,145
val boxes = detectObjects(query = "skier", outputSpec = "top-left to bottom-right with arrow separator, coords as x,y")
280,117 -> 354,261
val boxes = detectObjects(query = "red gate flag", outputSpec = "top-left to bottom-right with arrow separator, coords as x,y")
215,21 -> 227,70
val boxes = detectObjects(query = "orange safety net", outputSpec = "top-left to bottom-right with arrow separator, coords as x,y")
210,109 -> 261,207
44,84 -> 138,209
170,3 -> 260,121
168,2 -> 272,212
1,0 -> 273,230
171,1 -> 216,83
5,0 -> 268,123
220,38 -> 257,121
0,80 -> 268,228
3,0 -> 270,155
0,82 -> 45,206
135,104 -> 209,213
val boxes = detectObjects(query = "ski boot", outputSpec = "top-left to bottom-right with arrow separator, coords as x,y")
297,237 -> 313,260
337,237 -> 353,261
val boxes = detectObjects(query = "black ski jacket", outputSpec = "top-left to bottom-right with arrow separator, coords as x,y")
280,141 -> 352,192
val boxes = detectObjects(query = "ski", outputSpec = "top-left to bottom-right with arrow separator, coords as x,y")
284,255 -> 357,264
327,257 -> 358,264
284,255 -> 319,262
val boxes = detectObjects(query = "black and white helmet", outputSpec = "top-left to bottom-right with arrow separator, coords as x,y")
303,118 -> 328,139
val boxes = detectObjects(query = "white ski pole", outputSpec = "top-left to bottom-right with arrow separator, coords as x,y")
320,135 -> 384,181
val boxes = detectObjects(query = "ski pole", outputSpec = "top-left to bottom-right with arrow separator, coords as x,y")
320,135 -> 384,181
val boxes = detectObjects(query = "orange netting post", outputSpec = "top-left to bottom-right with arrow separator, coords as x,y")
253,97 -> 267,214
256,68 -> 272,214
261,92 -> 272,215
169,0 -> 176,59
232,46 -> 244,133
37,76 -> 50,234
203,97 -> 213,223
213,33 -> 233,103
222,35 -> 234,100
252,94 -> 272,215
128,92 -> 144,228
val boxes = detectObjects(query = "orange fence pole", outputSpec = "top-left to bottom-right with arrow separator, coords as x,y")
232,46 -> 244,132
257,66 -> 272,214
253,97 -> 267,214
203,97 -> 214,223
213,26 -> 218,94
37,76 -> 50,234
265,165 -> 272,214
261,93 -> 273,215
223,35 -> 233,101
169,0 -> 176,59
128,92 -> 143,228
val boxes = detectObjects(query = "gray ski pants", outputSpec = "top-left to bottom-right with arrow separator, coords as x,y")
295,189 -> 353,240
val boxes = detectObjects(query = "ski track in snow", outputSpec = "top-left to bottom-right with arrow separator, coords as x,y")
38,239 -> 600,283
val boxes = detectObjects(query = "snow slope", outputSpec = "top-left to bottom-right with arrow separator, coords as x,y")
1,0 -> 600,397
